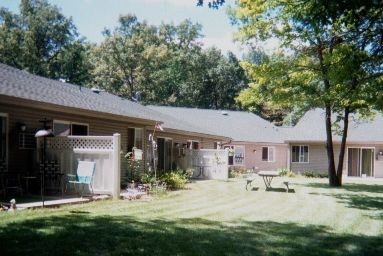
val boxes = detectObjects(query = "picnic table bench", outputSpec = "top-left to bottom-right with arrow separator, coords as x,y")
258,170 -> 290,192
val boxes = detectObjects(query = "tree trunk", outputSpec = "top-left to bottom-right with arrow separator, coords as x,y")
325,105 -> 337,186
335,107 -> 350,187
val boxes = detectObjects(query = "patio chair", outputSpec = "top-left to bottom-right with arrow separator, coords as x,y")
65,161 -> 96,197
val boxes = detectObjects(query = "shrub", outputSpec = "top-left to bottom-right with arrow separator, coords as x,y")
303,170 -> 328,178
278,168 -> 296,177
229,167 -> 247,178
160,171 -> 188,190
140,173 -> 156,184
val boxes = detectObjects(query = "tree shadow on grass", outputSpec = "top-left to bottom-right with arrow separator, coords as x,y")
306,182 -> 383,219
0,215 -> 382,256
305,182 -> 383,194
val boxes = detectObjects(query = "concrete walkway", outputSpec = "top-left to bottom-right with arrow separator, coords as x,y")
16,195 -> 111,209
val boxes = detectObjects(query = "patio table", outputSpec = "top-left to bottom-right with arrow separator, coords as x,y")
193,165 -> 205,178
258,170 -> 280,189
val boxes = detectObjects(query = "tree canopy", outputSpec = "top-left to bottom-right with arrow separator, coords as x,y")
0,0 -> 91,84
232,0 -> 383,186
0,0 -> 247,111
91,14 -> 247,109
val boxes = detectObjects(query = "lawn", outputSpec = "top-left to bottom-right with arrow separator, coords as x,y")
0,177 -> 382,256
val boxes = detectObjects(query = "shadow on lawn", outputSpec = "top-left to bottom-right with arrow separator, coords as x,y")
306,182 -> 383,219
333,194 -> 383,219
305,182 -> 383,194
0,215 -> 382,256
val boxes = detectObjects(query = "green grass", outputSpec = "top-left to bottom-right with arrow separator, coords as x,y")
1,177 -> 382,255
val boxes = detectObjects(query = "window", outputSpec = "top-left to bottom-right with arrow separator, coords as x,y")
187,140 -> 199,150
262,146 -> 275,162
234,146 -> 245,165
127,128 -> 143,152
292,145 -> 309,163
214,142 -> 221,149
53,120 -> 88,136
0,114 -> 7,160
225,145 -> 245,166
71,123 -> 88,135
53,121 -> 70,136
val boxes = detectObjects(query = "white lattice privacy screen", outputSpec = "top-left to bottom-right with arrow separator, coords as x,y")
184,149 -> 229,179
46,136 -> 118,195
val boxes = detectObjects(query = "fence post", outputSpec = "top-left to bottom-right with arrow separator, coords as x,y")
112,133 -> 121,199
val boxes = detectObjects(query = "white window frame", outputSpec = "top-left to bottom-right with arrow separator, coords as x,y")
346,146 -> 375,177
53,120 -> 89,136
291,145 -> 309,163
187,140 -> 200,150
233,145 -> 245,166
128,127 -> 144,151
70,122 -> 89,136
262,146 -> 275,162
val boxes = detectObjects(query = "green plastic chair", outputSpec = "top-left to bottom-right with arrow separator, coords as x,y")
66,161 -> 96,196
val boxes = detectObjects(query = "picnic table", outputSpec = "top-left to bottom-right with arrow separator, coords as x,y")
258,170 -> 280,189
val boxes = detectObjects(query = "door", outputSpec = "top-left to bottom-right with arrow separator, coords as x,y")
348,148 -> 360,177
157,138 -> 173,172
361,148 -> 374,177
348,148 -> 374,177
0,115 -> 7,164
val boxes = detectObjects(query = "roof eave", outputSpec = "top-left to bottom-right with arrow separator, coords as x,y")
0,95 -> 159,126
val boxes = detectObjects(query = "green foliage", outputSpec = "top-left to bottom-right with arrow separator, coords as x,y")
90,15 -> 247,110
231,0 -> 383,185
278,168 -> 296,178
228,166 -> 247,178
303,171 -> 328,179
160,170 -> 189,190
0,0 -> 91,85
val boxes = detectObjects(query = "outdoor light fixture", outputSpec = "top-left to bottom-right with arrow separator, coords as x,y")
20,123 -> 27,132
35,120 -> 54,208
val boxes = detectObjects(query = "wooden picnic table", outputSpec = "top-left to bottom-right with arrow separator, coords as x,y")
258,170 -> 280,189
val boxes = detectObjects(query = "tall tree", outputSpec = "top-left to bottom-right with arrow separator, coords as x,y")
0,0 -> 90,84
91,15 -> 248,109
232,0 -> 383,186
91,14 -> 164,99
198,48 -> 247,109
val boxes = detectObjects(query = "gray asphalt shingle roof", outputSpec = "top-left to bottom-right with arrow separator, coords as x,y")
0,63 -> 227,138
285,108 -> 383,143
148,106 -> 286,143
0,63 -> 161,123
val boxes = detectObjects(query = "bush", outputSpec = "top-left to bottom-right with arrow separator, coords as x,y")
278,168 -> 296,177
140,173 -> 156,184
303,170 -> 328,178
160,171 -> 189,190
229,167 -> 247,178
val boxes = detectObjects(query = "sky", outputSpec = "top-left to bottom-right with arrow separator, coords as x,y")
2,0 -> 246,56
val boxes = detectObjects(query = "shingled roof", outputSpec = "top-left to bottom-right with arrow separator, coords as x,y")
0,63 -> 165,123
285,108 -> 383,143
0,63 -> 229,139
148,106 -> 286,143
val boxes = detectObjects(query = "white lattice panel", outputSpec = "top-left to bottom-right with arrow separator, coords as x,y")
47,136 -> 113,150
